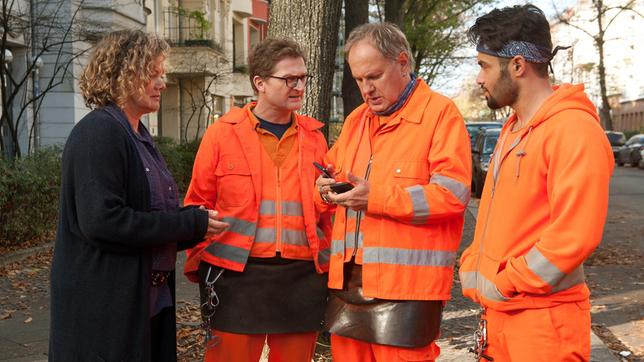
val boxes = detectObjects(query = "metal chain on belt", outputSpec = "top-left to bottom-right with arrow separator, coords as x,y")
469,318 -> 494,361
201,266 -> 224,349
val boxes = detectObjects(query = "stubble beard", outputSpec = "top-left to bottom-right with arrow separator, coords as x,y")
486,67 -> 518,110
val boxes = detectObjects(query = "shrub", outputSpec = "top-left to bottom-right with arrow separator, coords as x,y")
154,137 -> 201,195
0,146 -> 62,248
0,138 -> 200,249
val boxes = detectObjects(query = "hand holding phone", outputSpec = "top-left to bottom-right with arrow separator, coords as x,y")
329,182 -> 354,193
313,162 -> 354,193
313,162 -> 333,179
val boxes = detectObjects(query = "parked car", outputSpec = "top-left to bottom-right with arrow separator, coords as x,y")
471,128 -> 500,198
605,131 -> 626,160
466,121 -> 502,148
616,134 -> 644,167
639,149 -> 644,169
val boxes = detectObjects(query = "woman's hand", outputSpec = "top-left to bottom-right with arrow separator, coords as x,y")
200,206 -> 229,237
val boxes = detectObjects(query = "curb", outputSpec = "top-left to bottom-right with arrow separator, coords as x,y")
0,241 -> 54,267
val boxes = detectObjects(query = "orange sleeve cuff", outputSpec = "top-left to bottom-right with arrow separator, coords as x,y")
367,183 -> 387,215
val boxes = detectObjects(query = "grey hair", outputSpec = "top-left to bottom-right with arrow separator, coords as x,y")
344,22 -> 415,70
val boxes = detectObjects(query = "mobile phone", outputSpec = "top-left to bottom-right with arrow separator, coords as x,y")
329,182 -> 354,193
313,162 -> 333,178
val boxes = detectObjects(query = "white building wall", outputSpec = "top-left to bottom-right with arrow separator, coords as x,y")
36,0 -> 148,147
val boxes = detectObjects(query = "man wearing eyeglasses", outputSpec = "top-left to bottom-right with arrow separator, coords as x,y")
183,38 -> 333,362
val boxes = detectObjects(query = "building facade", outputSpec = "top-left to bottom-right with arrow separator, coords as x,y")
147,0 -> 268,142
2,0 -> 268,159
550,0 -> 644,132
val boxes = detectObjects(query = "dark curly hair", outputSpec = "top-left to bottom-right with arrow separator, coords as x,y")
469,4 -> 552,78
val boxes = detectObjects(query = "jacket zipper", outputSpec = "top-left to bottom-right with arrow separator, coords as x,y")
475,131 -> 523,297
353,156 -> 373,257
276,167 -> 282,253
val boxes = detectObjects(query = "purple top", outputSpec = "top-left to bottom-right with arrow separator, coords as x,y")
104,104 -> 178,317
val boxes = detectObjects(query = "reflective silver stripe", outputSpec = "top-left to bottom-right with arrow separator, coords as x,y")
255,228 -> 276,243
316,226 -> 325,240
259,201 -> 304,216
430,174 -> 470,205
362,247 -> 456,267
461,266 -> 584,303
282,229 -> 308,246
221,217 -> 257,236
405,185 -> 429,224
477,272 -> 509,302
346,208 -> 358,219
282,201 -> 304,216
318,248 -> 330,265
552,265 -> 585,292
525,246 -> 570,286
344,231 -> 363,249
460,271 -> 509,302
259,200 -> 276,215
254,228 -> 309,246
205,242 -> 249,265
331,239 -> 344,254
459,270 -> 478,290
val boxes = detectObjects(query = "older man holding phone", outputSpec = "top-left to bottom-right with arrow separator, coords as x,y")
315,22 -> 471,362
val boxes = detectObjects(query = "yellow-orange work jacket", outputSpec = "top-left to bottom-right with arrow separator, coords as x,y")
459,84 -> 614,311
316,79 -> 472,300
184,104 -> 332,282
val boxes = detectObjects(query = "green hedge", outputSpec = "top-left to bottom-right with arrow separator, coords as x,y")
0,147 -> 62,247
0,139 -> 201,248
154,137 -> 201,196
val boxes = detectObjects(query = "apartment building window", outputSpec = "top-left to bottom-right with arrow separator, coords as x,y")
210,95 -> 224,125
233,18 -> 245,71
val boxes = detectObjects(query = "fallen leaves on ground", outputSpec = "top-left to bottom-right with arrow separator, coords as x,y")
591,324 -> 641,362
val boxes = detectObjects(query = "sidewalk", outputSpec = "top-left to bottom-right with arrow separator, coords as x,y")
0,202 -> 622,361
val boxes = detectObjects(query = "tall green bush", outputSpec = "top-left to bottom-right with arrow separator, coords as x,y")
0,138 -> 200,249
0,147 -> 62,248
154,137 -> 201,195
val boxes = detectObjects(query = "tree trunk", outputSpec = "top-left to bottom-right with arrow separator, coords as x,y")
385,0 -> 405,26
268,0 -> 342,138
342,0 -> 368,118
597,37 -> 613,130
595,0 -> 613,130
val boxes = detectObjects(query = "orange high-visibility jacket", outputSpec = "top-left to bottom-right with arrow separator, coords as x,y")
183,104 -> 332,282
318,79 -> 472,300
459,84 -> 614,311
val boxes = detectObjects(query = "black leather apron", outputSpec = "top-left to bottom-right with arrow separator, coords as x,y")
325,262 -> 443,347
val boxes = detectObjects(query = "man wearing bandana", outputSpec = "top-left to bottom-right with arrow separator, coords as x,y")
315,22 -> 471,361
460,4 -> 614,361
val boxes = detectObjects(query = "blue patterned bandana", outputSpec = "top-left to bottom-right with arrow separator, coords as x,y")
374,73 -> 418,116
477,41 -> 568,63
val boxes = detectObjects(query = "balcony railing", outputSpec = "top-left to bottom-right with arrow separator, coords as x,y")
163,7 -> 221,51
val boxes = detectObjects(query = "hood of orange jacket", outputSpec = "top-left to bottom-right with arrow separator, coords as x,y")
459,84 -> 614,311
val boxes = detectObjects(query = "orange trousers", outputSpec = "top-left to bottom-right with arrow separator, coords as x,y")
330,334 -> 440,362
204,329 -> 317,362
483,300 -> 591,362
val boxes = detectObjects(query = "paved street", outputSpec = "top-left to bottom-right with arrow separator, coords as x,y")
585,165 -> 644,360
1,167 -> 641,361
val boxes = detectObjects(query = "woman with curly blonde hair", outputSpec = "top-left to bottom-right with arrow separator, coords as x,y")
49,30 -> 226,361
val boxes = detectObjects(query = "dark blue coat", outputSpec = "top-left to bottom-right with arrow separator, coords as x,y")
49,108 -> 207,361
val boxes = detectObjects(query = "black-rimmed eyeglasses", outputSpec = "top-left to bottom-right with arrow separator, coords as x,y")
267,75 -> 311,89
